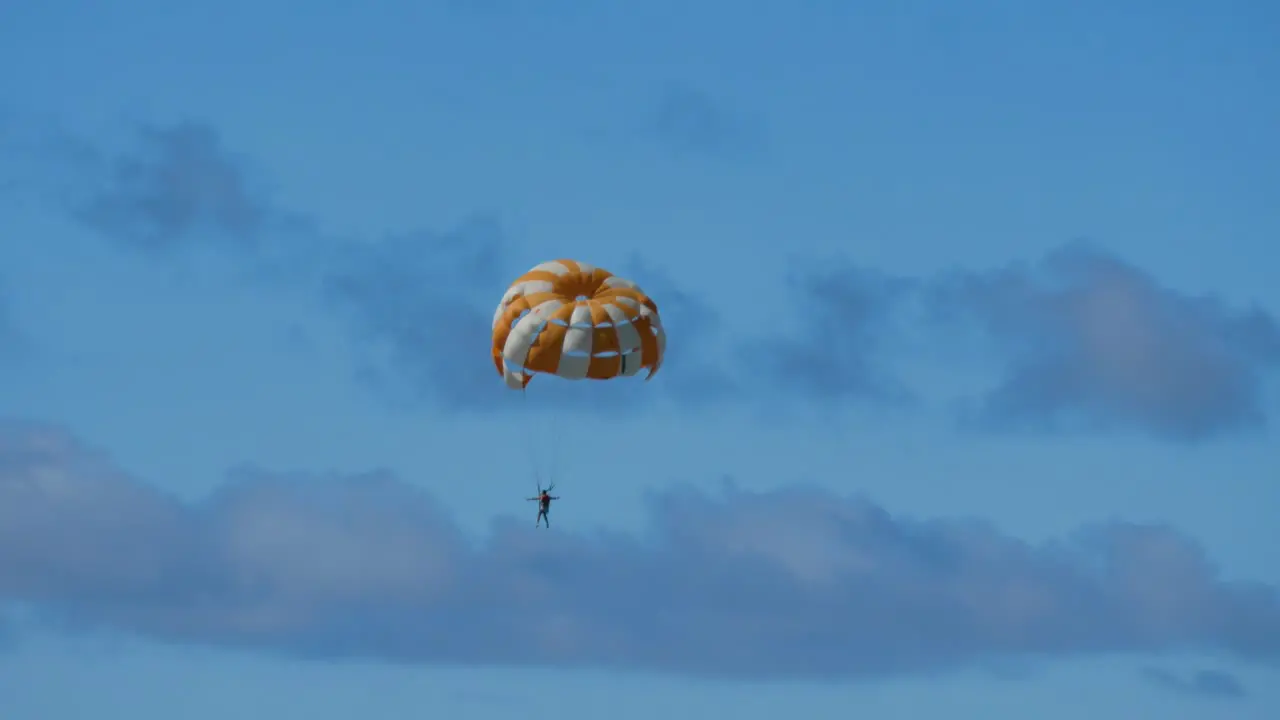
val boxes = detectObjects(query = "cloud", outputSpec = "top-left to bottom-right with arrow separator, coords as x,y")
0,280 -> 28,366
24,122 -> 1280,432
43,121 -> 729,413
925,242 -> 1280,441
0,281 -> 13,346
66,123 -> 278,254
320,218 -> 516,412
610,255 -> 738,404
647,84 -> 764,160
323,234 -> 736,413
739,243 -> 1280,434
0,609 -> 14,651
1140,667 -> 1247,700
745,261 -> 916,406
3,420 -> 1279,680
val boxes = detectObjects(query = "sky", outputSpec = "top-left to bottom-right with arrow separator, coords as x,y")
1,1 -> 1279,718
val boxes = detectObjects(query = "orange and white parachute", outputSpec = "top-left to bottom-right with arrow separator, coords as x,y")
491,259 -> 666,389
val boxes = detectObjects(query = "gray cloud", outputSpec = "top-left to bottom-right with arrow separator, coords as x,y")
0,281 -> 13,348
647,84 -> 764,160
322,233 -> 736,413
0,607 -> 15,651
22,122 -> 1280,434
320,218 -> 516,412
1140,667 -> 1248,700
603,255 -> 738,404
3,420 -> 1279,680
763,243 -> 1280,438
0,280 -> 28,366
67,123 -> 276,254
45,122 -> 729,413
927,242 -> 1280,441
745,262 -> 916,406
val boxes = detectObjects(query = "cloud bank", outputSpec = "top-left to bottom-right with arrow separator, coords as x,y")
17,121 -> 1280,436
3,421 -> 1278,679
1141,666 -> 1248,700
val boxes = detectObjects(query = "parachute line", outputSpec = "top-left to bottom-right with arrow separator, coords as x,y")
494,258 -> 668,497
520,385 -> 542,489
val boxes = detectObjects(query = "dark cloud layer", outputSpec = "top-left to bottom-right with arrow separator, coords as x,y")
3,421 -> 1278,679
1141,667 -> 1248,700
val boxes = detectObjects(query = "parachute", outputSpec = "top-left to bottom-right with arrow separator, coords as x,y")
491,259 -> 666,389
491,259 -> 667,498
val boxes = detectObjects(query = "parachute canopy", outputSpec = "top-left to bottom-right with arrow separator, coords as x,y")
492,259 -> 666,389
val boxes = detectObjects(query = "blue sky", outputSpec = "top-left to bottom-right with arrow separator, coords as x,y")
2,1 -> 1278,717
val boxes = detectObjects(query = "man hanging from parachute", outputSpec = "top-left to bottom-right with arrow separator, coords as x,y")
527,481 -> 559,528
490,259 -> 667,528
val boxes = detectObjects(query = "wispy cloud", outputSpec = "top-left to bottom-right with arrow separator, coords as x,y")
748,243 -> 1280,438
1140,666 -> 1248,700
323,238 -> 735,413
320,219 -> 515,411
14,121 -> 1280,433
617,255 -> 738,404
0,280 -> 12,346
35,122 -> 729,413
3,420 -> 1278,680
926,242 -> 1280,441
0,609 -> 15,652
0,279 -> 26,365
66,123 -> 277,255
646,84 -> 765,161
744,261 -> 916,406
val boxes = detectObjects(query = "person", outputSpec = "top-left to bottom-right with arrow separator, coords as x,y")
527,487 -> 559,528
